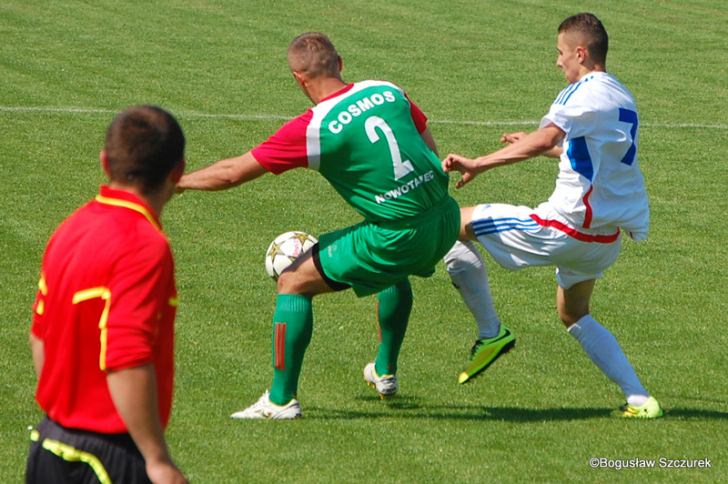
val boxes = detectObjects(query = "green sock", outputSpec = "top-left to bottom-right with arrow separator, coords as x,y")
269,294 -> 313,405
374,279 -> 413,376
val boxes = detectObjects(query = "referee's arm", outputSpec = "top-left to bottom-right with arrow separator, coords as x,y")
29,333 -> 44,378
107,365 -> 187,483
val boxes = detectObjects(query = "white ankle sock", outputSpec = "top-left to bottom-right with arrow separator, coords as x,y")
444,240 -> 500,338
567,315 -> 649,401
627,395 -> 648,407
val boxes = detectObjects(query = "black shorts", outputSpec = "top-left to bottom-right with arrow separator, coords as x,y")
26,417 -> 150,484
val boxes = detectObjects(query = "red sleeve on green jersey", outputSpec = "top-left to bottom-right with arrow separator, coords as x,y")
251,110 -> 313,174
405,94 -> 428,133
251,90 -> 427,173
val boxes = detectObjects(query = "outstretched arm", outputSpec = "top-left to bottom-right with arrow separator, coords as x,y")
442,123 -> 564,188
501,131 -> 563,158
177,151 -> 267,192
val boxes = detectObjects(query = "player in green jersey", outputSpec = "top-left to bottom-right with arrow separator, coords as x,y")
178,32 -> 460,418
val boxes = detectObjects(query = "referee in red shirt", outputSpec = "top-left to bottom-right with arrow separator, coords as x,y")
27,105 -> 187,483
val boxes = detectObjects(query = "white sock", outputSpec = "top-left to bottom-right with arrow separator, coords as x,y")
443,240 -> 500,338
567,315 -> 649,402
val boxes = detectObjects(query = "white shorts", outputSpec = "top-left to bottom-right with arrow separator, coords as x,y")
470,203 -> 622,289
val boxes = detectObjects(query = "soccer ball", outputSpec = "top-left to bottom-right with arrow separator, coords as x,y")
264,231 -> 318,280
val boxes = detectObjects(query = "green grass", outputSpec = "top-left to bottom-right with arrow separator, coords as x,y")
2,0 -> 727,482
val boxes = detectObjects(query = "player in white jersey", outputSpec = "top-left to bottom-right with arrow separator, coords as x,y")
442,12 -> 662,418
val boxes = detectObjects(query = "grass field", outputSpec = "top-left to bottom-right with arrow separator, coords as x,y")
2,0 -> 727,482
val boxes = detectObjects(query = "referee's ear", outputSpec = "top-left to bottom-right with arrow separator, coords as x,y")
100,150 -> 111,178
171,159 -> 186,184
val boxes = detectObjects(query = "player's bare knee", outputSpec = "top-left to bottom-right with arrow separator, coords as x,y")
277,270 -> 304,294
458,207 -> 477,241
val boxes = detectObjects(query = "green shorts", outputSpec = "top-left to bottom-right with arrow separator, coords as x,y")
314,196 -> 460,297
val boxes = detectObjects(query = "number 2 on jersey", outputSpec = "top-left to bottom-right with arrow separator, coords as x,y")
365,116 -> 415,180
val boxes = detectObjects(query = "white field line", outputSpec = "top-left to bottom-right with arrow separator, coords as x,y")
0,105 -> 292,122
1,105 -> 727,130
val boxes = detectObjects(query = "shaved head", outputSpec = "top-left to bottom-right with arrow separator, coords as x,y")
558,13 -> 608,65
288,32 -> 341,78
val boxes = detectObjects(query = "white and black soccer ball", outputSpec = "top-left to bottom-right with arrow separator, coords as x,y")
264,231 -> 318,280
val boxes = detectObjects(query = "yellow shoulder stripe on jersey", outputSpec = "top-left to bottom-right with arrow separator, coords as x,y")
73,287 -> 109,304
41,438 -> 111,484
38,273 -> 48,295
73,287 -> 112,371
95,194 -> 161,231
35,273 -> 48,315
169,296 -> 178,307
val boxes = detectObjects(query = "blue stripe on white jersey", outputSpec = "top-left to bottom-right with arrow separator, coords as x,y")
554,83 -> 578,105
472,216 -> 539,236
566,137 -> 593,181
554,75 -> 593,106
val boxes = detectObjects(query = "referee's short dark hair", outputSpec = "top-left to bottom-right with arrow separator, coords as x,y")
104,105 -> 185,194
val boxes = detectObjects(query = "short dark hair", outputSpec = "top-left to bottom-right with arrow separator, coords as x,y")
104,105 -> 185,194
558,13 -> 609,65
288,32 -> 340,78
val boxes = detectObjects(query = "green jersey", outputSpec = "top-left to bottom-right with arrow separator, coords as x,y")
254,80 -> 450,223
312,80 -> 448,222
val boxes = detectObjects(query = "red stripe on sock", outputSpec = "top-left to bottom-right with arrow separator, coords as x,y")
274,322 -> 286,370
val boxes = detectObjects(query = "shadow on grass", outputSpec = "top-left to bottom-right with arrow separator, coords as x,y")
663,408 -> 728,420
308,396 -> 610,421
306,397 -> 728,421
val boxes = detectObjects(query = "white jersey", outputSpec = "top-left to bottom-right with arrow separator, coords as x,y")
538,71 -> 649,240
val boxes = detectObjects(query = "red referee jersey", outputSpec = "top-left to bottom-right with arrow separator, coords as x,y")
31,185 -> 177,433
